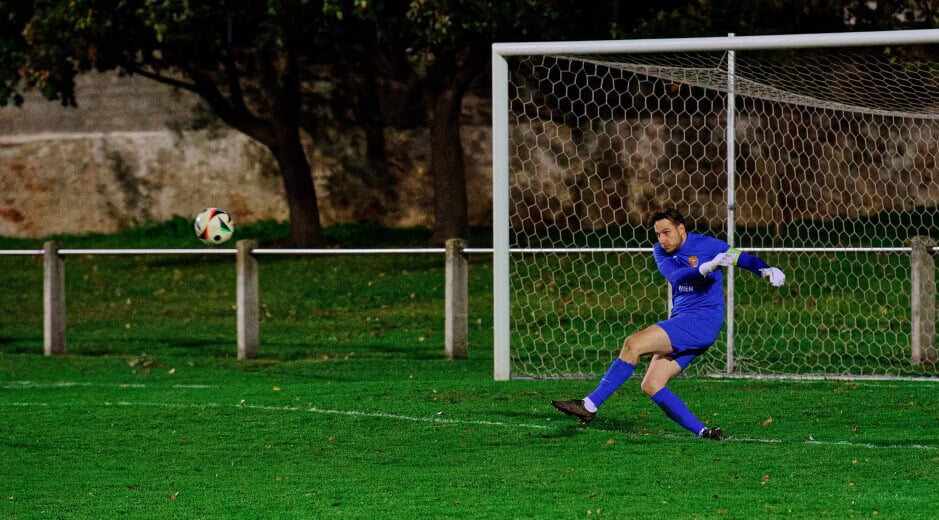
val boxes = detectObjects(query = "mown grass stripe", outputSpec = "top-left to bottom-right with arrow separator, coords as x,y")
4,400 -> 935,451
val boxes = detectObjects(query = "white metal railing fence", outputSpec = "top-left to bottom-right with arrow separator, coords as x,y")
2,240 -> 936,380
500,243 -> 937,381
4,239 -> 495,360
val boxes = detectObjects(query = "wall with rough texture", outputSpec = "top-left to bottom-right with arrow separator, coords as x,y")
508,113 -> 939,233
0,72 -> 494,238
0,131 -> 285,236
3,72 -> 938,239
0,125 -> 496,238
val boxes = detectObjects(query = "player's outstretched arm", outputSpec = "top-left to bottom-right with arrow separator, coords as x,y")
726,248 -> 786,287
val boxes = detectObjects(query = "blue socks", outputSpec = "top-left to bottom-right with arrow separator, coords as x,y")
584,360 -> 707,437
651,387 -> 706,436
585,359 -> 636,410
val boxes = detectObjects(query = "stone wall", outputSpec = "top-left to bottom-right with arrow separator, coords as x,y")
0,131 -> 283,236
0,72 -> 494,238
509,113 -> 939,233
3,72 -> 938,239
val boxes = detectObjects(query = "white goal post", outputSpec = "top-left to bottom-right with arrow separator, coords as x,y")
492,29 -> 939,381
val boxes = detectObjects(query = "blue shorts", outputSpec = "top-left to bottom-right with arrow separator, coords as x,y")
656,312 -> 723,370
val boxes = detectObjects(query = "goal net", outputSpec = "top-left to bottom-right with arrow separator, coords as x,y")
491,31 -> 939,380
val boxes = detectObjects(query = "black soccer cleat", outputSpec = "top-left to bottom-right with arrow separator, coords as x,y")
700,427 -> 724,440
550,399 -> 596,424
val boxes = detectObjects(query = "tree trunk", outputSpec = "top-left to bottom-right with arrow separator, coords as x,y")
429,85 -> 469,245
356,65 -> 393,221
425,47 -> 487,246
268,129 -> 325,247
261,48 -> 324,247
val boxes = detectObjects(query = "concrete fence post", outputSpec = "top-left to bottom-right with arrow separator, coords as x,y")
43,240 -> 66,355
910,236 -> 936,366
237,239 -> 259,360
445,238 -> 469,359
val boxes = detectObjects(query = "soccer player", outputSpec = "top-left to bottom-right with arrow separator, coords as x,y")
550,208 -> 786,440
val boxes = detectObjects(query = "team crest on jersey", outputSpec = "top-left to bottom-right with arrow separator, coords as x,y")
688,256 -> 699,267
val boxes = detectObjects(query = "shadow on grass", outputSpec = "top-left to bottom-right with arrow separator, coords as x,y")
1,343 -> 44,355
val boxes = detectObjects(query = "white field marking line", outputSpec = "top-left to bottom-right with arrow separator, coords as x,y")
246,403 -> 555,430
730,435 -> 938,451
2,399 -> 553,431
698,376 -> 939,386
3,400 -> 936,451
1,381 -> 218,389
116,401 -> 554,430
558,426 -> 939,451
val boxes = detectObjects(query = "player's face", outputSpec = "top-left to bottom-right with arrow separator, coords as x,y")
654,219 -> 686,253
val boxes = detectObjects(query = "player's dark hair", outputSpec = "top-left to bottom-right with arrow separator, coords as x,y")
648,208 -> 685,227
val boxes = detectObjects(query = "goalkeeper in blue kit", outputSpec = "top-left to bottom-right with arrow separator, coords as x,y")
551,209 -> 785,440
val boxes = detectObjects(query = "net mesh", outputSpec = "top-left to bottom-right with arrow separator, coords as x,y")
507,45 -> 939,379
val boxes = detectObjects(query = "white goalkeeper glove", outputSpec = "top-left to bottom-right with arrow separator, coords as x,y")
698,251 -> 736,276
760,267 -> 786,287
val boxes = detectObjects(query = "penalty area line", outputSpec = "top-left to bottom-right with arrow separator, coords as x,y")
554,425 -> 939,451
1,399 -> 552,431
664,432 -> 938,451
101,400 -> 553,431
245,403 -> 554,431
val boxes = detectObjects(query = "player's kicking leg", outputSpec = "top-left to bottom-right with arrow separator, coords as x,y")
551,325 -> 672,424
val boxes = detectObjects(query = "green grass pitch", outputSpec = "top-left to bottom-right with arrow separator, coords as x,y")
1,220 -> 937,518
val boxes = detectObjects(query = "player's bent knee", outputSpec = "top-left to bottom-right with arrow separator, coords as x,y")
618,336 -> 639,363
640,379 -> 664,397
619,333 -> 656,363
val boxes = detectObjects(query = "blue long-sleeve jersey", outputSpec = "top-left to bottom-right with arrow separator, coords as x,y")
653,233 -> 729,319
653,233 -> 771,319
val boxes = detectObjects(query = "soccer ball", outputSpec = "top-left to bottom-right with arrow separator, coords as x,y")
193,208 -> 234,245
